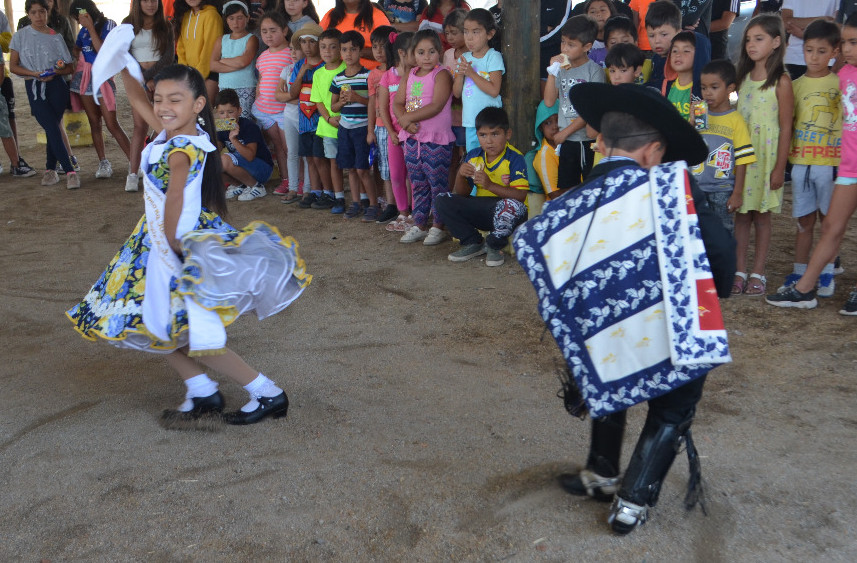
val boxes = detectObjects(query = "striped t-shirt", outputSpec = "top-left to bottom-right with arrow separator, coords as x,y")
255,47 -> 293,114
330,66 -> 370,129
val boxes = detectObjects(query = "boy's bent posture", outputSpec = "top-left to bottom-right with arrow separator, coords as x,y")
514,83 -> 735,535
216,89 -> 274,201
435,107 -> 529,267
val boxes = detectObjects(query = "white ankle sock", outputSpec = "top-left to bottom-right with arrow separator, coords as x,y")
179,374 -> 218,412
240,373 -> 283,412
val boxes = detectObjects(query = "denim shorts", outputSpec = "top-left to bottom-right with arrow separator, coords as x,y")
299,131 -> 325,158
835,175 -> 857,186
226,151 -> 273,184
336,125 -> 370,170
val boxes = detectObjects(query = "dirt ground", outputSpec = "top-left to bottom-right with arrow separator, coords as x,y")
2,79 -> 857,561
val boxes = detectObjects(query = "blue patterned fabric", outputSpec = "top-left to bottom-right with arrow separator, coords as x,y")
513,161 -> 729,418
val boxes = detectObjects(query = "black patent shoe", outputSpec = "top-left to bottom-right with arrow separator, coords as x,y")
160,392 -> 225,431
224,392 -> 289,425
558,470 -> 620,502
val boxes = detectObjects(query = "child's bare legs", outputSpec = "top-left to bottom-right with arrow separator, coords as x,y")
330,159 -> 343,194
265,123 -> 289,185
312,155 -> 331,190
354,168 -> 377,205
165,347 -> 253,385
795,184 -> 857,293
205,79 -> 219,108
794,212 -> 818,264
80,95 -> 108,161
1,136 -> 20,165
166,347 -> 286,421
305,156 -> 322,194
129,107 -> 148,174
745,211 -> 772,293
101,106 -> 131,158
733,211 -> 752,286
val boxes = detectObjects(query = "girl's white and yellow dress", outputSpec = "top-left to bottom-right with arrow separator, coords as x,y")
67,127 -> 310,355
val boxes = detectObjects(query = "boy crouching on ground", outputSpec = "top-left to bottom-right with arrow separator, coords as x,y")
435,107 -> 529,267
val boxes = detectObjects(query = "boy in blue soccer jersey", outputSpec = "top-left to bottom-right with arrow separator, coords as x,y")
435,107 -> 529,267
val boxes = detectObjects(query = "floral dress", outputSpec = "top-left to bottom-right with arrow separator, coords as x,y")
67,130 -> 311,354
737,78 -> 782,213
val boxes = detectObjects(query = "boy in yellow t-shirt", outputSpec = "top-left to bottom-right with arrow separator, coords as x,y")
693,60 -> 756,237
435,107 -> 529,267
780,20 -> 842,297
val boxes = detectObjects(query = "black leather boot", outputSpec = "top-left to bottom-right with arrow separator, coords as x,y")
559,410 -> 626,502
608,414 -> 694,534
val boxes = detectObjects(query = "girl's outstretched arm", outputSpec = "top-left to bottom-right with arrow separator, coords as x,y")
164,151 -> 190,254
771,73 -> 794,191
403,68 -> 452,123
122,68 -> 161,131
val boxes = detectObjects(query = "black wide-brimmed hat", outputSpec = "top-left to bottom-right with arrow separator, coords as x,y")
569,82 -> 708,165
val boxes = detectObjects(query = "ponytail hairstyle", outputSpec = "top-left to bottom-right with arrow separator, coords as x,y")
154,64 -> 227,218
384,30 -> 414,68
736,13 -> 786,91
69,0 -> 108,35
124,0 -> 173,59
276,0 -> 319,23
463,8 -> 500,49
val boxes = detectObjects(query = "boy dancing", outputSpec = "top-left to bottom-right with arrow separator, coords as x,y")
514,83 -> 735,534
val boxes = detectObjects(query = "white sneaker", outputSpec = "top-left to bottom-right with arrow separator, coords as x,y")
41,169 -> 60,186
237,183 -> 267,201
66,171 -> 80,189
95,159 -> 113,179
225,184 -> 246,199
125,173 -> 139,192
422,226 -> 449,246
400,225 -> 429,243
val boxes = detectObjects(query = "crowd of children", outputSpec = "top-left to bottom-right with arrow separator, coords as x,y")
6,0 -> 857,298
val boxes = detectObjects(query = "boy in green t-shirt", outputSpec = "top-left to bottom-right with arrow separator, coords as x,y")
310,29 -> 347,214
663,31 -> 698,120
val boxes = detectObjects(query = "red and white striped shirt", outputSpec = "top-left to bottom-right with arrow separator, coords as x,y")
255,47 -> 293,114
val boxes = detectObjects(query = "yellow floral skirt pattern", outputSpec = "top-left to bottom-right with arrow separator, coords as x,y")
67,213 -> 310,353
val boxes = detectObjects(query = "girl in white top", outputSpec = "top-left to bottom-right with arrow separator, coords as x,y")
124,0 -> 175,191
210,1 -> 258,119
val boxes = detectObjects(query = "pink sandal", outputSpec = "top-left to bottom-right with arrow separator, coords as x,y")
731,272 -> 747,295
744,273 -> 767,296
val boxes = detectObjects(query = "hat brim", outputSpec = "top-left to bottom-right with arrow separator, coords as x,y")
569,82 -> 708,165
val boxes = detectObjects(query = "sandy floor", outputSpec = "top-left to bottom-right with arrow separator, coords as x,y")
2,79 -> 857,560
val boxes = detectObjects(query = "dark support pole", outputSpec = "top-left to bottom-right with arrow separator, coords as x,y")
503,1 -> 541,154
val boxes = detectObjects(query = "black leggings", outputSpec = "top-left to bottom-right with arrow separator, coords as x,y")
25,78 -> 72,173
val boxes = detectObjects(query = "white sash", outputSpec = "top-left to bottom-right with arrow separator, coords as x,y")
140,130 -> 226,353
